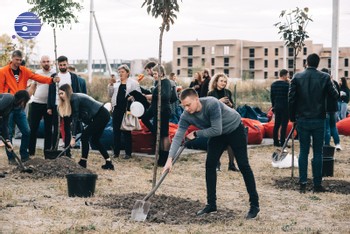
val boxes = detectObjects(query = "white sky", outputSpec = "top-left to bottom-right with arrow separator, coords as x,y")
0,0 -> 349,62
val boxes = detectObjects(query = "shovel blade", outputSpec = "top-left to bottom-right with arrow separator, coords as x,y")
131,200 -> 151,222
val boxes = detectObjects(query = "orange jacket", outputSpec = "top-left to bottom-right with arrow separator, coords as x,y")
0,63 -> 53,94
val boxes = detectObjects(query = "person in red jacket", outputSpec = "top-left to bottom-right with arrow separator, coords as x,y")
0,50 -> 59,163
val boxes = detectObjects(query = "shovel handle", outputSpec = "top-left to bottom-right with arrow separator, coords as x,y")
143,143 -> 187,201
0,136 -> 25,170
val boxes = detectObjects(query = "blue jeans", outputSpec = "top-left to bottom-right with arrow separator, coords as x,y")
6,107 -> 30,160
297,119 -> 325,186
338,101 -> 348,120
324,112 -> 340,145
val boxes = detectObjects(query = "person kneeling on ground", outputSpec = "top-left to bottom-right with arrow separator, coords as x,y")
162,88 -> 260,219
58,84 -> 114,170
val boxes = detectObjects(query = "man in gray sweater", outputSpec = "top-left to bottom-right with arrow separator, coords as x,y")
162,88 -> 260,219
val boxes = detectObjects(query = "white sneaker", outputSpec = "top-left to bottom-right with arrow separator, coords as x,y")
335,144 -> 342,151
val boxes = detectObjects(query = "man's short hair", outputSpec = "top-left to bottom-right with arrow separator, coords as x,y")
118,64 -> 130,73
306,53 -> 320,68
321,68 -> 330,75
57,55 -> 68,63
180,88 -> 198,100
279,69 -> 288,77
12,50 -> 23,58
144,61 -> 156,70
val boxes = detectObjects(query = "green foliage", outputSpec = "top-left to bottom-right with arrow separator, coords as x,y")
274,7 -> 312,54
142,0 -> 180,32
27,0 -> 83,29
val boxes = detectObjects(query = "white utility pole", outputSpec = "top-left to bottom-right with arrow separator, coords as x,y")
331,0 -> 339,81
88,0 -> 94,84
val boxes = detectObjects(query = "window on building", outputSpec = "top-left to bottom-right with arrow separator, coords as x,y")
177,69 -> 180,75
264,72 -> 268,79
288,48 -> 294,57
345,71 -> 348,77
188,58 -> 193,67
201,58 -> 205,66
288,59 -> 294,69
188,69 -> 193,77
275,48 -> 279,56
275,59 -> 278,68
249,71 -> 255,79
289,71 -> 293,78
177,59 -> 180,66
303,59 -> 307,67
303,47 -> 307,55
274,71 -> 278,78
345,58 -> 349,67
224,57 -> 229,67
211,58 -> 215,66
249,60 -> 255,69
264,48 -> 268,56
177,47 -> 181,55
211,46 -> 215,55
264,60 -> 268,68
328,58 -> 331,68
211,69 -> 215,76
249,48 -> 255,57
188,47 -> 193,56
202,47 -> 205,55
224,46 -> 230,55
224,69 -> 229,76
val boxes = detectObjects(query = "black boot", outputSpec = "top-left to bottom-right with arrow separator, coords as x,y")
101,160 -> 115,170
228,162 -> 239,172
158,151 -> 169,167
78,159 -> 87,168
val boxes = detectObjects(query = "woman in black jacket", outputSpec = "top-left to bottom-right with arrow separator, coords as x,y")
208,73 -> 239,172
58,84 -> 114,170
338,77 -> 350,120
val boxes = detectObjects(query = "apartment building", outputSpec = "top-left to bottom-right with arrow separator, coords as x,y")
173,39 -> 350,79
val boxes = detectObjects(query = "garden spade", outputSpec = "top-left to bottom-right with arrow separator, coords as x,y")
131,142 -> 187,222
272,123 -> 296,162
0,136 -> 33,173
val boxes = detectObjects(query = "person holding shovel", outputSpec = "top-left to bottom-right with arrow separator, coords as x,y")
0,91 -> 30,164
162,88 -> 260,219
57,84 -> 114,170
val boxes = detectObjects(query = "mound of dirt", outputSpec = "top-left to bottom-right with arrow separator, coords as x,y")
12,156 -> 94,179
274,177 -> 350,194
96,193 -> 237,224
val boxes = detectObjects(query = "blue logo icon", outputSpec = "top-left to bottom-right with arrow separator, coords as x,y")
14,12 -> 42,40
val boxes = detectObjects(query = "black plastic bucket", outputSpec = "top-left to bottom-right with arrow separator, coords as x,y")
323,145 -> 335,158
322,157 -> 334,177
66,174 -> 98,197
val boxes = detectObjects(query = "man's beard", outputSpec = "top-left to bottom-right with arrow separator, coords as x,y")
43,65 -> 50,71
59,67 -> 67,73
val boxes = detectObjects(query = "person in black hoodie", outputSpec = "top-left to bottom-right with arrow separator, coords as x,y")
337,76 -> 350,120
58,84 -> 114,170
200,69 -> 211,97
270,69 -> 290,147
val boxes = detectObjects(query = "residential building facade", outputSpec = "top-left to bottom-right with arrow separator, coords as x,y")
173,39 -> 350,79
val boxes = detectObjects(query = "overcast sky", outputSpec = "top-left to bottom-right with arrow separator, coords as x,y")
1,0 -> 349,62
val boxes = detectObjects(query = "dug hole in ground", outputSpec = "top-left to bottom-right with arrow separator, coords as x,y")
0,136 -> 350,233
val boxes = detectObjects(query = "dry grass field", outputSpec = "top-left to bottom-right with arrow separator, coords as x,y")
1,136 -> 350,234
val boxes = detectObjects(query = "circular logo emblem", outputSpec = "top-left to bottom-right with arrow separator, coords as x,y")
14,12 -> 42,40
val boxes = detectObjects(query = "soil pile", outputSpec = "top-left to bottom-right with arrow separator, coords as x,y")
274,177 -> 350,194
13,156 -> 94,179
97,193 -> 237,224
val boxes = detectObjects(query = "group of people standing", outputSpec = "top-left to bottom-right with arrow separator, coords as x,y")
270,53 -> 347,193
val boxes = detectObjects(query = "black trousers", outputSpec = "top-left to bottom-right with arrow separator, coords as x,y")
206,123 -> 259,208
273,108 -> 289,145
112,108 -> 132,156
81,107 -> 110,159
28,102 -> 52,155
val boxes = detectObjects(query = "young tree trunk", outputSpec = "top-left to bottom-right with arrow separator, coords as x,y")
53,27 -> 60,150
152,21 -> 166,188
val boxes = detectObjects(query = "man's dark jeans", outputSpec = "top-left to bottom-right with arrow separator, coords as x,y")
297,118 -> 325,186
324,112 -> 340,145
206,123 -> 259,208
273,108 -> 289,145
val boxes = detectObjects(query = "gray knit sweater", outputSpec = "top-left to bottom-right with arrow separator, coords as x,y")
169,97 -> 241,158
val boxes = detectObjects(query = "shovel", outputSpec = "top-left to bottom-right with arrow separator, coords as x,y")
272,123 -> 296,162
131,142 -> 188,222
0,136 -> 33,173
